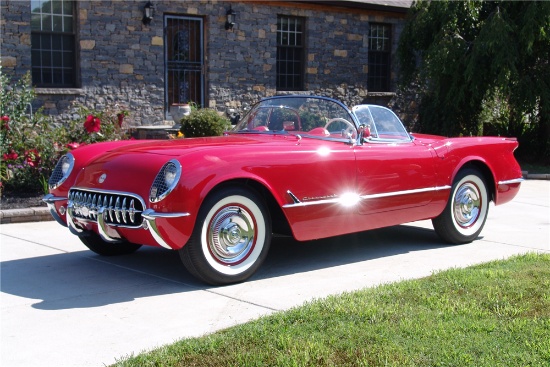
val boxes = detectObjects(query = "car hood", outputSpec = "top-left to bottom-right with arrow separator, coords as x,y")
70,134 -> 289,194
102,135 -> 263,156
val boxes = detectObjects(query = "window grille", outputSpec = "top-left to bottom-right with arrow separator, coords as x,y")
165,16 -> 204,112
31,0 -> 77,87
368,23 -> 391,92
277,16 -> 305,91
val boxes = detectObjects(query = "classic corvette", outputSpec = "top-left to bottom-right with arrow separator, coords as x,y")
44,95 -> 523,285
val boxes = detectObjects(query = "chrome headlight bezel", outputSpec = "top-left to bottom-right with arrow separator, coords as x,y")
149,159 -> 182,203
48,153 -> 75,190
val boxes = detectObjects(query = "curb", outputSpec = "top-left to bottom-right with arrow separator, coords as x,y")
524,173 -> 550,180
1,174 -> 548,224
0,206 -> 52,224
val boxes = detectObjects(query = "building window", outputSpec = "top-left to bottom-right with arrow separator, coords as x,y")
277,16 -> 305,91
31,0 -> 77,87
368,23 -> 391,92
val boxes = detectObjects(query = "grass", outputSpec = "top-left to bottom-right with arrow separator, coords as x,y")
113,253 -> 550,367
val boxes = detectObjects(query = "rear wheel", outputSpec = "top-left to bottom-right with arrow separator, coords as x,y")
432,168 -> 489,244
179,186 -> 272,285
79,233 -> 142,256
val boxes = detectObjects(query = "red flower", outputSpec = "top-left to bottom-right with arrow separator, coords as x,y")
2,149 -> 18,161
24,149 -> 41,168
66,142 -> 81,150
1,115 -> 9,131
84,115 -> 101,133
117,113 -> 125,127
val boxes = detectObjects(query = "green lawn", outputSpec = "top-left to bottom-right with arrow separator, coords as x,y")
113,253 -> 550,367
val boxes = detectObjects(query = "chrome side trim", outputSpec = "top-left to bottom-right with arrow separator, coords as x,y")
286,190 -> 301,204
360,185 -> 451,200
142,209 -> 190,249
497,177 -> 524,185
283,186 -> 452,209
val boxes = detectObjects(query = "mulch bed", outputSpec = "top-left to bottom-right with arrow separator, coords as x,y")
1,191 -> 46,210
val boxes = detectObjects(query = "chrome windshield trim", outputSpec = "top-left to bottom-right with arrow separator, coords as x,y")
364,137 -> 414,144
497,178 -> 524,185
283,186 -> 452,209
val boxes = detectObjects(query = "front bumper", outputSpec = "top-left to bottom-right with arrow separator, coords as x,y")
43,193 -> 190,250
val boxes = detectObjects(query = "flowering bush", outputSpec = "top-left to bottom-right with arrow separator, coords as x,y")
1,69 -> 130,196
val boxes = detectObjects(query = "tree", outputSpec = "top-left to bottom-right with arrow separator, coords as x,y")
398,0 -> 550,162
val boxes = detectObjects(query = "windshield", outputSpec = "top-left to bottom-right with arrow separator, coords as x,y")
352,105 -> 411,141
233,96 -> 358,139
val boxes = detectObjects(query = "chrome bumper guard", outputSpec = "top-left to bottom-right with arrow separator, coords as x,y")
43,194 -> 68,227
43,193 -> 190,250
142,209 -> 190,249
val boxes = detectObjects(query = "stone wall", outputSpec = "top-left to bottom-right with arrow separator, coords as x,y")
1,0 -> 409,126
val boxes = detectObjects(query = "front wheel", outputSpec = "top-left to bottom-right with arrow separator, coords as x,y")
179,187 -> 272,285
432,168 -> 490,244
79,233 -> 142,256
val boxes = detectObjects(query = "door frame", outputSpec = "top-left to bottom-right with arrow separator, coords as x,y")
164,14 -> 205,119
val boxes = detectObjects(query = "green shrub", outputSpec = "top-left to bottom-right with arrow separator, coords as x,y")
179,108 -> 231,138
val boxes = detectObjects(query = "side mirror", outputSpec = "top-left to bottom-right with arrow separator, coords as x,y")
358,124 -> 371,144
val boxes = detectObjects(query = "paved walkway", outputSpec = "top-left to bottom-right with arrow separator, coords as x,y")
1,180 -> 549,366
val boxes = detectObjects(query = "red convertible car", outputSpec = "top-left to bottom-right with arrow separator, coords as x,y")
44,95 -> 523,285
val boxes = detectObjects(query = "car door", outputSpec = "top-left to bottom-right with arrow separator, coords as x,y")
352,105 -> 437,216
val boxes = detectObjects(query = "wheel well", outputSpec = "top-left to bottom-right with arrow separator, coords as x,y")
458,161 -> 496,202
205,179 -> 292,236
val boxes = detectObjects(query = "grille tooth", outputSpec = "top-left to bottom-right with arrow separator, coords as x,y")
101,195 -> 108,221
129,199 -> 136,223
68,189 -> 144,228
91,194 -> 97,219
114,197 -> 121,223
121,198 -> 127,224
85,194 -> 91,213
109,196 -> 115,222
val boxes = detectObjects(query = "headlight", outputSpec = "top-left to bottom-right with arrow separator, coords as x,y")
48,153 -> 75,190
149,159 -> 182,203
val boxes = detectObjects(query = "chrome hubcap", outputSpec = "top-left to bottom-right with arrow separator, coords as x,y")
208,206 -> 255,264
453,183 -> 481,228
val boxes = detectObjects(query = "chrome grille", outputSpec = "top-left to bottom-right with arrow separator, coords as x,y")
68,189 -> 145,227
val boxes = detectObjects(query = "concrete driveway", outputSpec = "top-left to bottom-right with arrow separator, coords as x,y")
1,180 -> 548,367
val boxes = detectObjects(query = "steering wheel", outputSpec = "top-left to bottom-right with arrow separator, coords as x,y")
324,118 -> 356,138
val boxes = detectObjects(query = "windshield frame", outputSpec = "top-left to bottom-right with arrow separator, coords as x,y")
352,104 -> 413,143
231,95 -> 360,141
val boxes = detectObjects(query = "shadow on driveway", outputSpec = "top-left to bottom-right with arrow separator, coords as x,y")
1,224 -> 448,310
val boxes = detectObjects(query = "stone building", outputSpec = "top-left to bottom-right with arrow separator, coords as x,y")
1,0 -> 411,127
